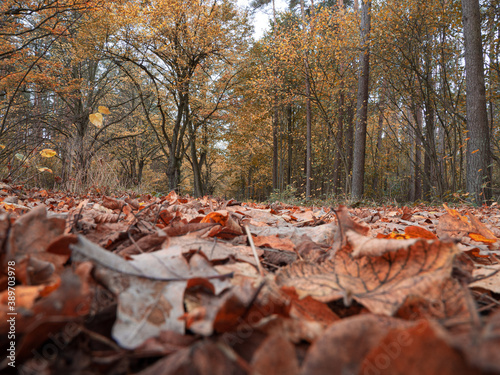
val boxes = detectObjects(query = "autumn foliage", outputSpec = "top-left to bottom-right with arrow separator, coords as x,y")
0,185 -> 499,373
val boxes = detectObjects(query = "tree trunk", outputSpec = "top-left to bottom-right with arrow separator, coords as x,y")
191,139 -> 203,197
372,82 -> 385,195
345,101 -> 355,193
333,89 -> 344,194
351,0 -> 371,199
287,104 -> 293,186
461,0 -> 491,204
300,0 -> 313,199
272,102 -> 279,191
413,107 -> 423,201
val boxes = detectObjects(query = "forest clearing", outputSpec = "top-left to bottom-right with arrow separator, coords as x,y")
2,0 -> 500,373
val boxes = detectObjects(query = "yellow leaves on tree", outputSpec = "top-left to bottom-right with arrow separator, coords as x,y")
37,167 -> 53,173
89,113 -> 103,127
39,149 -> 57,158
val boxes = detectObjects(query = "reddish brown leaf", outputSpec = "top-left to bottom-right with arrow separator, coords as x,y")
252,234 -> 295,252
135,340 -> 248,375
360,320 -> 479,375
300,314 -> 413,375
251,334 -> 299,375
101,195 -> 126,210
404,225 -> 438,239
276,232 -> 460,316
6,205 -> 65,259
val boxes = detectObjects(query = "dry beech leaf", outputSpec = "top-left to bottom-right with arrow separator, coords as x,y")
101,195 -> 126,210
404,225 -> 438,239
276,232 -> 459,316
71,236 -> 232,349
300,314 -> 414,375
37,167 -> 53,173
461,309 -> 500,372
201,211 -> 228,225
0,285 -> 43,310
7,205 -> 65,258
469,265 -> 500,293
135,340 -> 247,375
281,286 -> 339,325
335,205 -> 370,236
437,205 -> 497,243
167,236 -> 259,266
251,334 -> 299,375
252,234 -> 295,252
469,232 -> 496,244
360,320 -> 479,375
94,213 -> 120,224
248,222 -> 338,247
0,269 -> 93,362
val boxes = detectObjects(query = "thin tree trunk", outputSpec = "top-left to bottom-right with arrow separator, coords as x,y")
372,82 -> 385,195
287,104 -> 293,186
414,107 -> 423,201
333,90 -> 344,193
345,101 -> 355,193
351,0 -> 371,199
462,0 -> 491,204
300,0 -> 313,199
272,106 -> 279,191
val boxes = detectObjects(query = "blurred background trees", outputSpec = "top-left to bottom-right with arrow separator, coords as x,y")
1,0 -> 499,204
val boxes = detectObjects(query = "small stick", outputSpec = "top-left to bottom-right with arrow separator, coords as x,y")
245,225 -> 264,277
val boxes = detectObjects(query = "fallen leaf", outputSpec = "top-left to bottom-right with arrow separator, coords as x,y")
276,233 -> 460,316
469,265 -> 500,293
71,237 -> 232,349
252,234 -> 295,252
360,320 -> 478,375
251,334 -> 299,375
300,314 -> 413,375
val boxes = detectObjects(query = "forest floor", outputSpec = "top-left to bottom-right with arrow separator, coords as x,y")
1,184 -> 499,374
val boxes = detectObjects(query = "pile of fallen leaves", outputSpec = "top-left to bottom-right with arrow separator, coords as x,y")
1,184 -> 500,374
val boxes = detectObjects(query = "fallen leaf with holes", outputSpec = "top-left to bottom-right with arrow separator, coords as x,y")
71,236 -> 232,349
